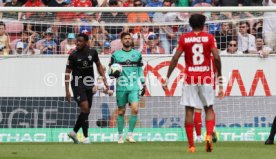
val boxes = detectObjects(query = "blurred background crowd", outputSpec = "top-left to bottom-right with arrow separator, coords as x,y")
0,0 -> 275,56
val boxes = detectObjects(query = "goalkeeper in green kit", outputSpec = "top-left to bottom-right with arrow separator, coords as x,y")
109,32 -> 146,144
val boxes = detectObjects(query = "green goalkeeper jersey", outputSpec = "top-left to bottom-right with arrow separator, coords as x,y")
110,49 -> 144,91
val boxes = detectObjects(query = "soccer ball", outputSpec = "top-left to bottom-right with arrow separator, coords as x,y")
109,63 -> 122,78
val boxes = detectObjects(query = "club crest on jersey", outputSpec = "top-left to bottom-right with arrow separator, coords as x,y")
88,55 -> 92,61
83,61 -> 88,67
125,59 -> 131,65
131,54 -> 136,58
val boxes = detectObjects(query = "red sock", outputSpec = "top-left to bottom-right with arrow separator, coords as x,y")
194,112 -> 202,136
206,120 -> 214,136
185,123 -> 194,148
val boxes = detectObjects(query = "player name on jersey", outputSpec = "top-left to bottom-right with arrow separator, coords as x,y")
184,36 -> 209,43
188,66 -> 210,72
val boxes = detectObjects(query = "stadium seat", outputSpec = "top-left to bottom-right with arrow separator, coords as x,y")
5,21 -> 23,42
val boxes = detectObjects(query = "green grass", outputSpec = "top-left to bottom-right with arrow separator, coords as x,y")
0,142 -> 274,159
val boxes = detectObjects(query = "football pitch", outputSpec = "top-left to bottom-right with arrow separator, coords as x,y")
0,142 -> 274,159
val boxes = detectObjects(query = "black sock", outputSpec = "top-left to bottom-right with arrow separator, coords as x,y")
268,116 -> 276,140
82,113 -> 90,138
73,113 -> 84,133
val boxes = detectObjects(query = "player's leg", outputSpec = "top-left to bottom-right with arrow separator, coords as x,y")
204,105 -> 215,152
185,106 -> 195,152
180,85 -> 201,152
67,85 -> 88,144
212,110 -> 218,143
78,100 -> 90,144
116,90 -> 128,143
265,116 -> 276,145
194,108 -> 203,143
126,90 -> 140,143
199,85 -> 215,152
78,89 -> 93,144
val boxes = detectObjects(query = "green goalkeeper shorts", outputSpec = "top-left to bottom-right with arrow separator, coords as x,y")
116,90 -> 140,107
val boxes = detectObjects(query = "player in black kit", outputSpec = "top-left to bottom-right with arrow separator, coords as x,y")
65,33 -> 108,144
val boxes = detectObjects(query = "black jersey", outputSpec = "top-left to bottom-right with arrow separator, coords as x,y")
66,46 -> 99,87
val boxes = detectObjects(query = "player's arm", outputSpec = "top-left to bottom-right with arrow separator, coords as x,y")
96,61 -> 108,89
166,50 -> 182,80
163,36 -> 184,90
211,41 -> 224,99
65,55 -> 73,102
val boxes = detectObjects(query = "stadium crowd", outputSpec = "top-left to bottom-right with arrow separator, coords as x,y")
0,0 -> 275,56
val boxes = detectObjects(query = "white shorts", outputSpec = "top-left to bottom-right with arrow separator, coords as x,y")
180,84 -> 215,109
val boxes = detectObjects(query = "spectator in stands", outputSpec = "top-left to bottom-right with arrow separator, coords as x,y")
73,0 -> 92,19
21,0 -> 44,20
64,33 -> 76,54
146,0 -> 163,21
13,42 -> 26,55
17,31 -> 29,49
251,20 -> 263,37
142,33 -> 165,54
214,0 -> 243,6
243,0 -> 263,6
122,0 -> 135,6
100,0 -> 128,40
214,0 -> 243,19
75,13 -> 98,36
237,21 -> 256,53
191,0 -> 212,6
73,0 -> 92,7
91,21 -> 107,50
220,40 -> 243,55
5,0 -> 22,6
132,25 -> 155,52
56,1 -> 77,22
263,0 -> 276,52
175,0 -> 189,6
47,0 -> 67,6
101,41 -> 113,54
40,30 -> 57,54
24,23 -> 39,41
128,0 -> 150,33
208,12 -> 221,34
26,35 -> 40,54
3,0 -> 22,19
153,0 -> 178,54
214,22 -> 233,51
0,21 -> 11,55
249,36 -> 272,57
192,0 -> 213,20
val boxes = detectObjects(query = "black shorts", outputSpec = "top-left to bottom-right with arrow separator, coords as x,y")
71,85 -> 93,108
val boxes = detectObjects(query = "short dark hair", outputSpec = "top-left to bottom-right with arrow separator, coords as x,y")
256,36 -> 263,40
239,21 -> 250,27
121,32 -> 131,39
0,21 -> 5,28
189,14 -> 206,30
77,33 -> 89,41
23,31 -> 29,35
109,0 -> 118,6
163,0 -> 172,5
